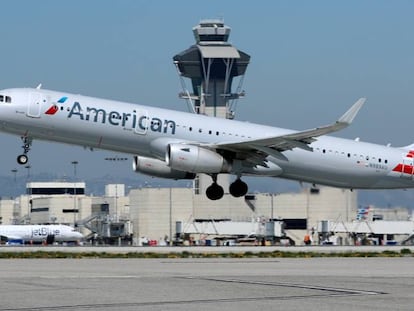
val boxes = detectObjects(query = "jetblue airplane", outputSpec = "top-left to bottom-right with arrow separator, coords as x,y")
0,86 -> 413,200
0,224 -> 83,244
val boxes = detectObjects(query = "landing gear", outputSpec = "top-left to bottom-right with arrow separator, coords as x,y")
229,178 -> 248,197
206,183 -> 224,200
205,175 -> 249,200
206,174 -> 224,200
17,136 -> 32,165
17,154 -> 29,165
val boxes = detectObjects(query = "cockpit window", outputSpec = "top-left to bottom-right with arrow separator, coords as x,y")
0,95 -> 12,103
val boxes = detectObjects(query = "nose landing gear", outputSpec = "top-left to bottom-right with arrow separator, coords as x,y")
17,136 -> 32,165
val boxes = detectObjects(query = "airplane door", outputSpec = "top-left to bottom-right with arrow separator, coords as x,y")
27,92 -> 42,118
134,110 -> 148,135
401,157 -> 414,178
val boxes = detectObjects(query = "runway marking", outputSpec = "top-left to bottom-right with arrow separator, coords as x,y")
184,277 -> 387,296
0,277 -> 387,311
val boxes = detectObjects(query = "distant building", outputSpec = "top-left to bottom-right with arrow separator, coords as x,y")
129,186 -> 357,245
0,198 -> 15,225
7,180 -> 414,246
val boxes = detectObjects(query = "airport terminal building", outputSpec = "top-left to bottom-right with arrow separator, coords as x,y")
1,180 -> 413,246
0,180 -> 359,245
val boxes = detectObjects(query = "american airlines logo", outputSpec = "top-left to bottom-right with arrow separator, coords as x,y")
45,97 -> 67,115
392,150 -> 414,174
45,96 -> 176,134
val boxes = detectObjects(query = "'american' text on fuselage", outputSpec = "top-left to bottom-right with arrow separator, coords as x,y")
67,101 -> 176,134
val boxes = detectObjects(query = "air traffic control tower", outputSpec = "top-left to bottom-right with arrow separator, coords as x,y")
173,19 -> 250,196
173,19 -> 250,119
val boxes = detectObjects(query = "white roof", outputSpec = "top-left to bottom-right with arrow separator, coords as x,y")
324,221 -> 414,235
197,45 -> 240,59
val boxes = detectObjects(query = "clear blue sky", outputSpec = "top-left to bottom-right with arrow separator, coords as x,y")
1,1 -> 414,187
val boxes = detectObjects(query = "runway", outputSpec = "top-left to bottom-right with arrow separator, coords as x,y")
0,257 -> 413,311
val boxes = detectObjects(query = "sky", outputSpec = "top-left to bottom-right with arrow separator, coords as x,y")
0,1 -> 414,201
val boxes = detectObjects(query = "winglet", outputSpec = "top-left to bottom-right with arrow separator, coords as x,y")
337,97 -> 366,125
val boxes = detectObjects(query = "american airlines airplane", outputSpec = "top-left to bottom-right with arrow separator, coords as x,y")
0,224 -> 83,244
0,86 -> 413,200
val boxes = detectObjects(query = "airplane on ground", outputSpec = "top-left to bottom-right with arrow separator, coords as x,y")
0,224 -> 83,245
0,86 -> 413,200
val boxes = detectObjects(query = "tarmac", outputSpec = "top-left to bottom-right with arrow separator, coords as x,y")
0,246 -> 413,310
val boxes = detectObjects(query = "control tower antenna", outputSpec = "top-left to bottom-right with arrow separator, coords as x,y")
173,19 -> 250,119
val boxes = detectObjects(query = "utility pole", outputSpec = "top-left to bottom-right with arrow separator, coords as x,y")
71,161 -> 78,227
104,156 -> 128,222
11,169 -> 17,182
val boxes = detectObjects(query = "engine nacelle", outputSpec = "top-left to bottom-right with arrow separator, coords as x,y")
132,156 -> 196,180
166,144 -> 231,174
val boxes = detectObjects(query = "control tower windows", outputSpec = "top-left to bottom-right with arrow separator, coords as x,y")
198,34 -> 229,42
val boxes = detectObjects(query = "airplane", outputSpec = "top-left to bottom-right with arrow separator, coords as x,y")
0,224 -> 83,245
0,86 -> 414,201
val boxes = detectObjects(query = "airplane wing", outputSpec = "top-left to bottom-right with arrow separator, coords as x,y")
207,98 -> 366,162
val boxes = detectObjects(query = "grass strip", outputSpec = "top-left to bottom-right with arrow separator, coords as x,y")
0,249 -> 411,259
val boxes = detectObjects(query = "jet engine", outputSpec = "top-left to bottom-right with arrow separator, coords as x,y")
166,144 -> 231,173
132,156 -> 196,180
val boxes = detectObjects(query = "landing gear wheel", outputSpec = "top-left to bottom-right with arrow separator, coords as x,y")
17,154 -> 29,165
229,179 -> 248,197
17,136 -> 32,165
206,183 -> 224,200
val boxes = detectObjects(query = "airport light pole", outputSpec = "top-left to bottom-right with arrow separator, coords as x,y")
104,156 -> 128,222
169,187 -> 172,246
71,161 -> 78,178
25,165 -> 32,224
271,193 -> 274,220
11,169 -> 17,182
71,161 -> 78,227
25,165 -> 31,179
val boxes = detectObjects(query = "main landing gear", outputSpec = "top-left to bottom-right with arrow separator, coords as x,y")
206,175 -> 249,201
17,136 -> 32,165
206,174 -> 224,201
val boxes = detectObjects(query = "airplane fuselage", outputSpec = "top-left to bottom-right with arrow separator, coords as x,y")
0,224 -> 83,243
0,87 -> 413,193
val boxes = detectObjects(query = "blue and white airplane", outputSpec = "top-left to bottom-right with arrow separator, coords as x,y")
0,86 -> 413,200
0,224 -> 83,244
